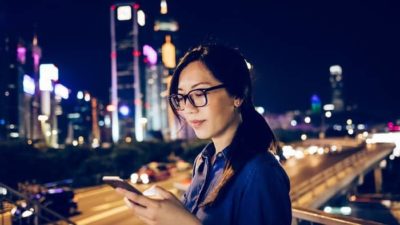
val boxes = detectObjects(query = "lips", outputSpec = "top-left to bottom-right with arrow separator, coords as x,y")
189,120 -> 205,128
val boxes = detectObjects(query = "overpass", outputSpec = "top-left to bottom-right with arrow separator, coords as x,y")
1,135 -> 397,225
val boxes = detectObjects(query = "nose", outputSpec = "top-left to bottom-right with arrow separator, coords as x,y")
182,97 -> 198,113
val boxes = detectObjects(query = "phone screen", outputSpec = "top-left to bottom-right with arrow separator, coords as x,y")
102,176 -> 142,195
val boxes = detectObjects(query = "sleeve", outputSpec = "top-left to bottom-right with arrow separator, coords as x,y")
237,163 -> 292,225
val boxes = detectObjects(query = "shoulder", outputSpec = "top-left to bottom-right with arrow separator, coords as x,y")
240,151 -> 290,190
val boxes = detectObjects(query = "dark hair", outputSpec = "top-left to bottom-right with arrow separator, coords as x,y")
169,44 -> 277,207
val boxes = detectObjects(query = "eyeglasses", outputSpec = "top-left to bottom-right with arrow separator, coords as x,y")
168,84 -> 225,111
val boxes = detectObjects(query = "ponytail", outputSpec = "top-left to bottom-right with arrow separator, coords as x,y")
200,101 -> 277,207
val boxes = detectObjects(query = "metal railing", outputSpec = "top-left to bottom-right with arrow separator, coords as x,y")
0,182 -> 76,225
291,143 -> 394,208
292,206 -> 384,225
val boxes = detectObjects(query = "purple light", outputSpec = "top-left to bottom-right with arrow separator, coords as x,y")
143,45 -> 157,65
17,46 -> 27,64
55,84 -> 69,99
119,105 -> 130,116
23,75 -> 35,95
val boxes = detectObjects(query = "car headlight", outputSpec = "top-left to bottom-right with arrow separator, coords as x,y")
140,174 -> 149,184
130,173 -> 139,183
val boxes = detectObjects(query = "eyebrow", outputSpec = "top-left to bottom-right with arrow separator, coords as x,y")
178,82 -> 212,91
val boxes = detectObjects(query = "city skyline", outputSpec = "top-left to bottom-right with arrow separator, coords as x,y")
2,0 -> 400,118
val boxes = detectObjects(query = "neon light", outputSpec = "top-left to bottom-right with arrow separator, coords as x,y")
23,75 -> 35,95
111,52 -> 117,59
55,84 -> 69,99
133,50 -> 141,57
143,45 -> 157,65
17,46 -> 27,64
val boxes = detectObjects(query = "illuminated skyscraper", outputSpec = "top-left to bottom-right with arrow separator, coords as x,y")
329,65 -> 345,112
110,3 -> 143,142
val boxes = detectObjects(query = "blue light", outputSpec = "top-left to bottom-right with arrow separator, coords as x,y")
0,119 -> 5,125
119,105 -> 130,116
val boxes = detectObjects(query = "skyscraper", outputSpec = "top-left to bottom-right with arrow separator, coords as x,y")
329,65 -> 345,112
110,3 -> 143,142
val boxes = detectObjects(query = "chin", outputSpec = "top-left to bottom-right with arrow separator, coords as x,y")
193,129 -> 212,139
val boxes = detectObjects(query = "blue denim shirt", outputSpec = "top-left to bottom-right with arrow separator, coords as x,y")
183,143 -> 292,225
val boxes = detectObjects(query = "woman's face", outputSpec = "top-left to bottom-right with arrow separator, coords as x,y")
177,61 -> 240,140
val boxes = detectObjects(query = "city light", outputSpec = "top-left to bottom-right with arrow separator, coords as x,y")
160,0 -> 167,14
346,119 -> 353,125
40,64 -> 59,81
117,5 -> 132,21
255,106 -> 265,114
325,111 -> 332,118
137,10 -> 145,26
290,120 -> 297,126
143,45 -> 158,65
154,20 -> 179,32
39,78 -> 53,91
323,104 -> 335,111
329,65 -> 342,76
23,75 -> 35,95
77,91 -> 84,99
55,83 -> 69,99
119,105 -> 130,116
38,115 -> 48,121
17,46 -> 27,64
106,104 -> 116,112
304,116 -> 311,124
84,92 -> 91,102
245,60 -> 253,70
10,132 -> 19,138
301,134 -> 307,141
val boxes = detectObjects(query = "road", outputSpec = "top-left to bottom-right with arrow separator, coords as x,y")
71,140 -> 374,225
71,171 -> 190,225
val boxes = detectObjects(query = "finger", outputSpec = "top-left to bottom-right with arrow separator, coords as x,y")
154,186 -> 174,199
117,188 -> 159,208
137,215 -> 156,225
124,197 -> 134,208
131,201 -> 157,221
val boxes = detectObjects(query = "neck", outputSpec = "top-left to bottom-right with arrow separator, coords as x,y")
212,113 -> 242,154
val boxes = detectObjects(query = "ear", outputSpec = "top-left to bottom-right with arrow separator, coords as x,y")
233,97 -> 243,108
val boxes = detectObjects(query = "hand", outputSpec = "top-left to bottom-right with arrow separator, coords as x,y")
116,186 -> 201,225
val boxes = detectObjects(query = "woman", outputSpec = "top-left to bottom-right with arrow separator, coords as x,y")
117,44 -> 292,225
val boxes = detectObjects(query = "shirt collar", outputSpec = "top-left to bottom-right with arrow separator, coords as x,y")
200,142 -> 232,160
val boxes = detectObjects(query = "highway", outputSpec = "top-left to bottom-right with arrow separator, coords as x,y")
71,140 -> 380,225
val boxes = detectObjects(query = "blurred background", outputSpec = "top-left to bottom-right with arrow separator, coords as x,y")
1,0 -> 400,225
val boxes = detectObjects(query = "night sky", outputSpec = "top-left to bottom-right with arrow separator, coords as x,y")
2,0 -> 400,118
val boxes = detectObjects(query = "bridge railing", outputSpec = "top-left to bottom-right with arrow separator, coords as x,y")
292,206 -> 384,225
291,143 -> 394,208
0,182 -> 76,225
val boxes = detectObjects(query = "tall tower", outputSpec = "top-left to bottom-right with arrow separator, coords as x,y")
110,3 -> 143,142
329,65 -> 344,112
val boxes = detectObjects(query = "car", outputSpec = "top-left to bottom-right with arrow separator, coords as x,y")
11,185 -> 78,224
131,162 -> 171,184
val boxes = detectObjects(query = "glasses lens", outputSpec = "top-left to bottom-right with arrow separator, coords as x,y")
170,95 -> 184,110
189,90 -> 207,107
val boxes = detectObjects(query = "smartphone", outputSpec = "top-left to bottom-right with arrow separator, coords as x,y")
102,176 -> 142,195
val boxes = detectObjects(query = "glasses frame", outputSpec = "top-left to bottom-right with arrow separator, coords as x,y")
168,84 -> 225,111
